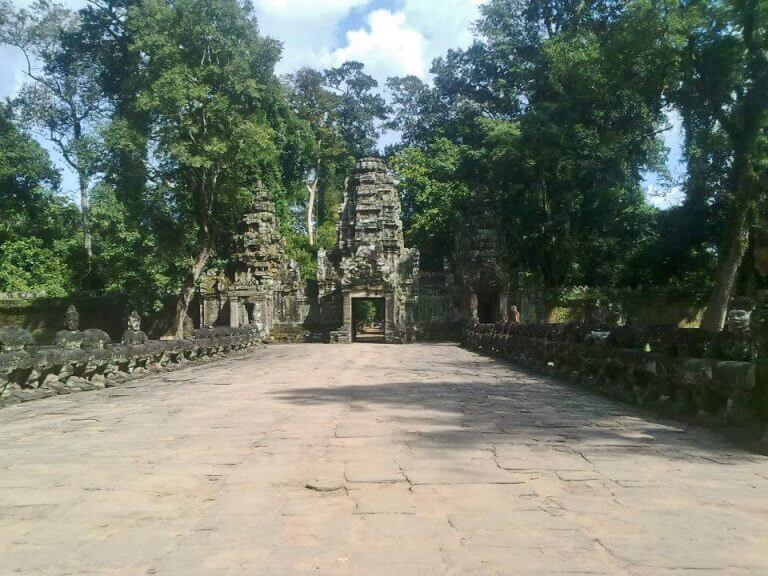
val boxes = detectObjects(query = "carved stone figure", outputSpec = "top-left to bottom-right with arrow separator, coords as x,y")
54,305 -> 85,349
725,308 -> 751,336
122,311 -> 149,345
247,300 -> 265,339
712,305 -> 752,361
0,326 -> 35,352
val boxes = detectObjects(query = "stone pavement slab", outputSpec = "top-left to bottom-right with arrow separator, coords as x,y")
0,343 -> 766,575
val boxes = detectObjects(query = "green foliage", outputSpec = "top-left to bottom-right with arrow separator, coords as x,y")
388,0 -> 674,289
666,0 -> 768,325
86,184 -> 186,311
1,0 -> 106,256
1,0 -> 762,321
0,108 -> 68,244
0,107 -> 81,296
314,220 -> 338,250
352,299 -> 381,325
390,140 -> 470,266
0,237 -> 72,296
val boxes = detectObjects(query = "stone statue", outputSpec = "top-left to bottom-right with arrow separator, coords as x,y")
253,300 -> 265,335
725,308 -> 751,336
510,305 -> 521,324
712,305 -> 752,361
122,311 -> 149,345
54,305 -> 85,349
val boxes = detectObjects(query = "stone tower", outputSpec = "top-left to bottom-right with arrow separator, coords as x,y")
199,187 -> 303,333
318,157 -> 418,343
232,190 -> 286,291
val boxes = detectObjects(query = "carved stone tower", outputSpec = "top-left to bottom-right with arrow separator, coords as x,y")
320,157 -> 418,343
200,187 -> 303,334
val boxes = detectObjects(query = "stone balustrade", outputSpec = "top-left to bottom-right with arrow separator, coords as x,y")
463,322 -> 765,424
0,324 -> 265,407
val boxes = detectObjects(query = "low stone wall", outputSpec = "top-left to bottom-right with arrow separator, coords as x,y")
463,323 -> 766,424
0,325 -> 264,408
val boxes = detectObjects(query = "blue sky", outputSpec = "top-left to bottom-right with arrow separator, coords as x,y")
1,0 -> 684,208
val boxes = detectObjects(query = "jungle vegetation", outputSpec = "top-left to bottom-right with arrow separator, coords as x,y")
1,0 -> 765,331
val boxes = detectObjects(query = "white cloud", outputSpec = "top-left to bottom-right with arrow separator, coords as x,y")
255,0 -> 370,17
326,1 -> 482,82
402,0 -> 482,58
253,2 -> 355,76
332,9 -> 426,79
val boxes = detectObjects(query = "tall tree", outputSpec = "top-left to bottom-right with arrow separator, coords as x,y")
0,106 -> 62,245
284,62 -> 387,246
672,0 -> 768,331
388,0 -> 672,288
1,0 -> 106,260
122,0 -> 291,337
0,106 -> 80,296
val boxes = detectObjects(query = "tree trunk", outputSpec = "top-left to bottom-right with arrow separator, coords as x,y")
79,174 -> 92,260
700,196 -> 754,332
174,243 -> 213,339
306,148 -> 322,246
174,174 -> 213,339
700,0 -> 767,332
307,178 -> 317,246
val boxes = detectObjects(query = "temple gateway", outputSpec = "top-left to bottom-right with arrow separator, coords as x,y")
197,157 -> 513,342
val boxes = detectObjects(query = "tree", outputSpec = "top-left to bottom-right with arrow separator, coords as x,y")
387,0 -> 672,289
122,0 -> 292,337
0,106 -> 81,296
283,68 -> 342,246
1,0 -> 106,260
389,139 -> 470,266
0,106 -> 62,244
284,62 -> 387,247
671,0 -> 768,331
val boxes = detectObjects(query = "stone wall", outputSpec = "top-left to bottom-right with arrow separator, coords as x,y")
414,271 -> 462,340
463,322 -> 766,426
0,294 -> 188,344
511,289 -> 705,327
0,324 -> 264,408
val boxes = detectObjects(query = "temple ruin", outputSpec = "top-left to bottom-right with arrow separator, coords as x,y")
194,157 -> 503,342
198,187 -> 305,336
316,157 -> 419,343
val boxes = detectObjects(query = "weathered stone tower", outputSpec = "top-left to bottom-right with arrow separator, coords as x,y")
452,199 -> 510,324
317,157 -> 419,343
199,187 -> 303,334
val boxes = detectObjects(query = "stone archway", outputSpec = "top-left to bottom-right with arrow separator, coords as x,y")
351,297 -> 386,342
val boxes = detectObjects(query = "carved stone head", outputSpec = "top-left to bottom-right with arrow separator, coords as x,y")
127,311 -> 142,332
63,305 -> 79,331
725,308 -> 751,335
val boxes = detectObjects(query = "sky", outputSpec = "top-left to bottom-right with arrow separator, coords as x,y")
1,0 -> 684,208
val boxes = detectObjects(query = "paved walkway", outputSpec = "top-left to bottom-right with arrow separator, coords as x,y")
1,343 -> 767,575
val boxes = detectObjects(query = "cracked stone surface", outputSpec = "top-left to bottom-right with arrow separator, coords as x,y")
1,343 -> 767,575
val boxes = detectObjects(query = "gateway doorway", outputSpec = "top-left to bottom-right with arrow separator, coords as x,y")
352,298 -> 386,343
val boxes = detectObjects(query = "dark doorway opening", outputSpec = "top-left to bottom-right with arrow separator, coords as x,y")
477,291 -> 499,324
352,298 -> 386,343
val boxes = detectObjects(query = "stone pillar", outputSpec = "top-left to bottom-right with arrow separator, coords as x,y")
341,291 -> 352,343
229,296 -> 240,328
469,291 -> 478,321
499,293 -> 509,322
384,293 -> 396,343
